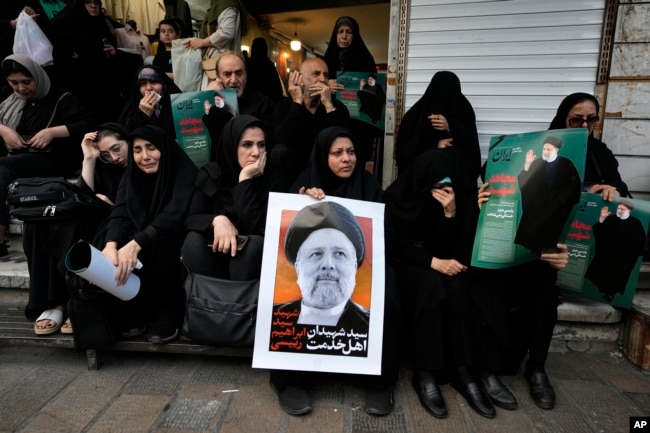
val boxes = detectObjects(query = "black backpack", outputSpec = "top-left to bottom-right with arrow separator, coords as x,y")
7,177 -> 110,222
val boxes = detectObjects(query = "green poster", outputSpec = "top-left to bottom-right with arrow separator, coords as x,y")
335,71 -> 386,130
171,90 -> 215,167
471,128 -> 588,269
558,193 -> 650,309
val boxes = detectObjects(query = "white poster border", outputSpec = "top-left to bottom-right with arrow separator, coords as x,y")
252,193 -> 385,375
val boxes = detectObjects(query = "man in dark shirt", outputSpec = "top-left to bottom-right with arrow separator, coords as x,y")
272,57 -> 350,182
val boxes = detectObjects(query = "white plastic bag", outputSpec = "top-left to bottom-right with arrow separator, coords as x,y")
13,11 -> 53,66
171,39 -> 203,92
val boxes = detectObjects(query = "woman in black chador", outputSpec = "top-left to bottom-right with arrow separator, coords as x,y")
50,0 -> 135,123
245,37 -> 284,103
98,125 -> 197,344
323,16 -> 376,81
395,71 -> 481,197
118,64 -> 182,139
182,115 -> 289,281
323,16 -> 379,167
385,148 -> 496,419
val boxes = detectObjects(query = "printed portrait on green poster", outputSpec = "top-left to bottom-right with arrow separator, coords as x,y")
558,193 -> 649,309
471,128 -> 588,269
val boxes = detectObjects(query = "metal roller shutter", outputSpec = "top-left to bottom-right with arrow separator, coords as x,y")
404,0 -> 606,161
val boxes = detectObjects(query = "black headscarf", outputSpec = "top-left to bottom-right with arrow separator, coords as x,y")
291,126 -> 383,202
50,0 -> 117,62
245,37 -> 283,102
548,92 -> 629,196
385,149 -> 452,239
323,16 -> 376,75
213,115 -> 267,190
125,125 -> 196,231
191,115 -> 281,235
395,71 -> 481,195
118,64 -> 181,138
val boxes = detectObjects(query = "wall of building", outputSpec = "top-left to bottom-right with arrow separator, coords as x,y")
601,0 -> 650,200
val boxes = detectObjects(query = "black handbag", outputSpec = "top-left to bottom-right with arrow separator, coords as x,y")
182,270 -> 259,347
7,177 -> 110,222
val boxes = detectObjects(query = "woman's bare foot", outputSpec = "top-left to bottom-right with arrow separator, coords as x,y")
61,318 -> 73,334
34,305 -> 65,335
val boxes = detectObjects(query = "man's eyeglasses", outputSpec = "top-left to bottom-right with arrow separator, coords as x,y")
568,115 -> 600,128
99,142 -> 124,163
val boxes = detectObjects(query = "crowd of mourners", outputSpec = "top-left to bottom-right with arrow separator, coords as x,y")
0,0 -> 631,420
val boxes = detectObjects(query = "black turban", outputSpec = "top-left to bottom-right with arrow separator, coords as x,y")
285,201 -> 365,266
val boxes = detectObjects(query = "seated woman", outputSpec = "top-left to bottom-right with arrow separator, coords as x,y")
182,115 -> 287,280
118,64 -> 181,139
385,147 -> 496,419
472,183 -> 569,411
99,125 -> 197,344
0,53 -> 93,256
27,123 -> 129,335
395,71 -> 481,196
549,92 -> 629,200
269,126 -> 399,417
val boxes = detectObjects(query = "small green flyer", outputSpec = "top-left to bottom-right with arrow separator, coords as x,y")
557,193 -> 649,309
335,71 -> 386,131
171,90 -> 215,167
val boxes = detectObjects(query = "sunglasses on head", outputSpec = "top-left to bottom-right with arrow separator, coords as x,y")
568,115 -> 600,128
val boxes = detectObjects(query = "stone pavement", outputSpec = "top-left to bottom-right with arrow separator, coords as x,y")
1,344 -> 648,433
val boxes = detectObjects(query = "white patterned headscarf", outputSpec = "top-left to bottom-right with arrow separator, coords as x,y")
0,54 -> 51,129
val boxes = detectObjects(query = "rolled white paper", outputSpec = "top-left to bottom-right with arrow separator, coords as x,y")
65,240 -> 140,301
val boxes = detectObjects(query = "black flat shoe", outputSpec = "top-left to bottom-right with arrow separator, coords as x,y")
413,371 -> 448,418
147,311 -> 180,344
451,368 -> 496,418
477,371 -> 518,410
365,386 -> 394,416
271,383 -> 312,416
525,369 -> 556,410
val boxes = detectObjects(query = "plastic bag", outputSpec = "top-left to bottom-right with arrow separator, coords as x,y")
171,39 -> 203,92
13,11 -> 53,66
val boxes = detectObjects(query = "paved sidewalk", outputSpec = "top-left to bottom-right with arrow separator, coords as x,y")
1,344 -> 648,433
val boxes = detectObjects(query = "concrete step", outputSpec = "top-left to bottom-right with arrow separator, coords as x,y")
0,231 -> 647,355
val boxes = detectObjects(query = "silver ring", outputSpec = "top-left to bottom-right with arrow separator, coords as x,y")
129,267 -> 134,271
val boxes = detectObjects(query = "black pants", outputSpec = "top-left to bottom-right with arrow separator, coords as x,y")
470,261 -> 559,375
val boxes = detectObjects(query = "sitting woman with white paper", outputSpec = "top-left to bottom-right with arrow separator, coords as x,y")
27,123 -> 128,336
98,125 -> 197,343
